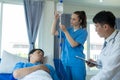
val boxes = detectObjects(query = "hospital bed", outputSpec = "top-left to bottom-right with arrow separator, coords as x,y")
0,50 -> 67,80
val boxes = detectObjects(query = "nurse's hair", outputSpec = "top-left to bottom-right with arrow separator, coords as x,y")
73,11 -> 87,28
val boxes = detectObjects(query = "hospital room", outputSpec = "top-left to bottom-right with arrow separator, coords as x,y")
0,0 -> 120,80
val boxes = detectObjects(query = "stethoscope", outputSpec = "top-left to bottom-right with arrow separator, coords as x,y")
108,30 -> 119,44
99,30 -> 119,67
102,30 -> 119,50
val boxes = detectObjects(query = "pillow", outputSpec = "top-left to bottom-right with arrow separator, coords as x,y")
43,56 -> 48,64
0,50 -> 28,73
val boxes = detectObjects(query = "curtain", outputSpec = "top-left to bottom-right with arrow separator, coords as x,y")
54,14 -> 71,58
115,18 -> 120,30
23,0 -> 43,51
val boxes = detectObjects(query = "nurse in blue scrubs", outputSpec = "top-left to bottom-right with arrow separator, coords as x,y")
51,11 -> 88,80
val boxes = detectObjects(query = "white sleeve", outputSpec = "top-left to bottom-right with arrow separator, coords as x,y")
91,43 -> 120,80
91,64 -> 120,80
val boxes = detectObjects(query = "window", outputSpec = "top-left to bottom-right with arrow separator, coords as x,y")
90,24 -> 104,59
1,3 -> 29,58
89,23 -> 104,71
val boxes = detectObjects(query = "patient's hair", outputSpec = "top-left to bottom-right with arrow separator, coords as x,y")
28,49 -> 44,62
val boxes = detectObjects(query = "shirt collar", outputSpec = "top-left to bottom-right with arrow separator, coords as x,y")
73,26 -> 82,32
35,62 -> 42,65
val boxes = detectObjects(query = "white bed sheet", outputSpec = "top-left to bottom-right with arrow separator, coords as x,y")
19,70 -> 53,80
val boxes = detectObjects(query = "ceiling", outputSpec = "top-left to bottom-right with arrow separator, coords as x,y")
56,0 -> 120,8
0,0 -> 120,8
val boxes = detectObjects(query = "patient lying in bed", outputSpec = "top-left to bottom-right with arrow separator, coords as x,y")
12,49 -> 59,80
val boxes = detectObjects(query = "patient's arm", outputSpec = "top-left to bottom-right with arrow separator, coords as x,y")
13,64 -> 50,79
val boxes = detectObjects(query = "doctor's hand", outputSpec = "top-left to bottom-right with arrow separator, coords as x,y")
86,59 -> 97,67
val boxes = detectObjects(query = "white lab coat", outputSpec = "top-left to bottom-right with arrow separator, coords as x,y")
91,30 -> 120,80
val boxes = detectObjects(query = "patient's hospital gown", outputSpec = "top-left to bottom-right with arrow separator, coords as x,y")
13,62 -> 59,80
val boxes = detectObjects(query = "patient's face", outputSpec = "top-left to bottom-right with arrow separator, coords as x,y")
30,50 -> 44,62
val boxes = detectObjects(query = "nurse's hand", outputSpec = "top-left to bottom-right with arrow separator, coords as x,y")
54,11 -> 59,21
86,59 -> 96,67
59,24 -> 67,33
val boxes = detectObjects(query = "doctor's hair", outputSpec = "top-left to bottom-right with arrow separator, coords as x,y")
73,11 -> 87,28
93,10 -> 116,28
28,48 -> 44,62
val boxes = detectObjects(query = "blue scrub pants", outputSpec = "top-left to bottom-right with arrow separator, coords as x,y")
66,66 -> 86,80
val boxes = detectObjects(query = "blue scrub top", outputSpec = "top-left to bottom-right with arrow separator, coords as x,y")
59,27 -> 88,67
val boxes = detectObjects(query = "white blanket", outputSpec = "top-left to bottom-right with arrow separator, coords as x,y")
19,70 -> 53,80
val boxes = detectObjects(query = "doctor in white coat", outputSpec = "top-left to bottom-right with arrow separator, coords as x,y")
87,11 -> 120,80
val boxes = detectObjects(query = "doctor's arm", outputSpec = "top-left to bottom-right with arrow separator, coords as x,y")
91,47 -> 120,80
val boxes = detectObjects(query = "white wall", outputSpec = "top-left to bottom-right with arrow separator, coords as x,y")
64,3 -> 120,21
0,3 -> 2,57
38,0 -> 55,66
